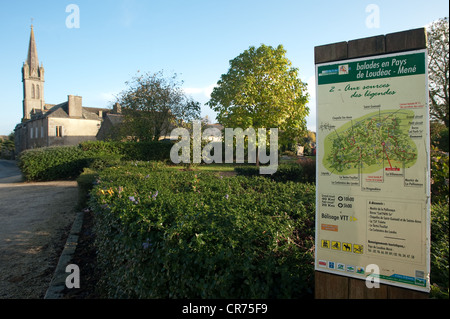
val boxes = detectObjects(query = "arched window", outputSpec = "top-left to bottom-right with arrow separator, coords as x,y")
32,84 -> 35,99
36,84 -> 40,99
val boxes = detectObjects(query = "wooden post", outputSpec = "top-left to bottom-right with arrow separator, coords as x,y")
314,28 -> 429,299
314,272 -> 428,299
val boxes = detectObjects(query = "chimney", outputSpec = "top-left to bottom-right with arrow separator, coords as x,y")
113,102 -> 122,114
68,95 -> 82,118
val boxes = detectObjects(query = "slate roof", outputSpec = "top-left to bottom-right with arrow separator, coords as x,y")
29,102 -> 111,121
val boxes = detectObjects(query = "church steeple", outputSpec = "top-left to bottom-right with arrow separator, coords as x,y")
26,25 -> 40,74
22,24 -> 45,121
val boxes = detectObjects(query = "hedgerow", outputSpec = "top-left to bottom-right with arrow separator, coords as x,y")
80,140 -> 173,162
234,162 -> 315,183
430,201 -> 449,298
89,162 -> 316,298
17,145 -> 99,181
17,141 -> 173,181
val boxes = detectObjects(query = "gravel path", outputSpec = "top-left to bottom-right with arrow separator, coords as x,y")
0,160 -> 78,299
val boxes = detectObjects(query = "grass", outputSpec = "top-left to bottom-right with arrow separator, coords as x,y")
167,155 -> 315,172
169,163 -> 236,172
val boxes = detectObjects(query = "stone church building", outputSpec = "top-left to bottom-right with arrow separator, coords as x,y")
14,25 -> 122,155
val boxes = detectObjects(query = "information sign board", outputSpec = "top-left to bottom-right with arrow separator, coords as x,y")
315,50 -> 430,292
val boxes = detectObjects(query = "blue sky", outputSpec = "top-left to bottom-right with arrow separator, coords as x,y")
0,0 -> 448,135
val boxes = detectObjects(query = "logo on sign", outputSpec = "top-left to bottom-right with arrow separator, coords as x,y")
339,64 -> 349,75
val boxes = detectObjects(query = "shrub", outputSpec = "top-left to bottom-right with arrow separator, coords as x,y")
430,201 -> 449,298
18,146 -> 94,181
120,141 -> 173,162
272,164 -> 305,182
234,162 -> 315,183
90,163 -> 316,298
87,154 -> 122,171
0,137 -> 15,160
76,167 -> 99,210
430,147 -> 449,204
76,161 -> 167,210
233,165 -> 259,177
79,140 -> 123,155
80,140 -> 174,162
18,141 -> 174,181
297,157 -> 316,183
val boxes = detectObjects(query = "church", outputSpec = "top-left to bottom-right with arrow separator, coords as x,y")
14,25 -> 122,155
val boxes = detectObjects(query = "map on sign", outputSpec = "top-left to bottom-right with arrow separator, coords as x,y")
323,109 -> 418,175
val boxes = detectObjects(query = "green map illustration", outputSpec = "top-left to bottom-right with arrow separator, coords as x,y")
323,110 -> 418,175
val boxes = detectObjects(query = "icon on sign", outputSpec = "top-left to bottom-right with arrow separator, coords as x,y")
321,240 -> 330,249
331,241 -> 341,250
343,243 -> 352,252
354,244 -> 364,254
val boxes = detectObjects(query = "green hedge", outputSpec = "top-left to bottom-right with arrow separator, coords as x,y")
18,146 -> 95,181
17,141 -> 174,181
430,148 -> 449,204
90,162 -> 316,298
80,140 -> 174,162
76,167 -> 100,210
235,162 -> 315,183
430,201 -> 449,298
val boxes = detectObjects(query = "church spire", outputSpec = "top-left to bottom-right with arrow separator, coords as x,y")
22,23 -> 45,121
26,24 -> 39,72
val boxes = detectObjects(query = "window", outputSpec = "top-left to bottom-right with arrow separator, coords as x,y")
36,85 -> 40,99
30,127 -> 33,139
35,127 -> 38,139
56,126 -> 63,137
32,84 -> 35,99
41,126 -> 44,138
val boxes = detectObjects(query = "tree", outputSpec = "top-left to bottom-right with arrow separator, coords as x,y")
0,132 -> 15,159
116,71 -> 201,142
427,17 -> 449,128
207,44 -> 309,150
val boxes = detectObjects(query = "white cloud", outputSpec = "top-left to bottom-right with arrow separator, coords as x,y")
183,84 -> 216,99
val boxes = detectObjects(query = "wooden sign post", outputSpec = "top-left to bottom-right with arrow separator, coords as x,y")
314,28 -> 430,299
